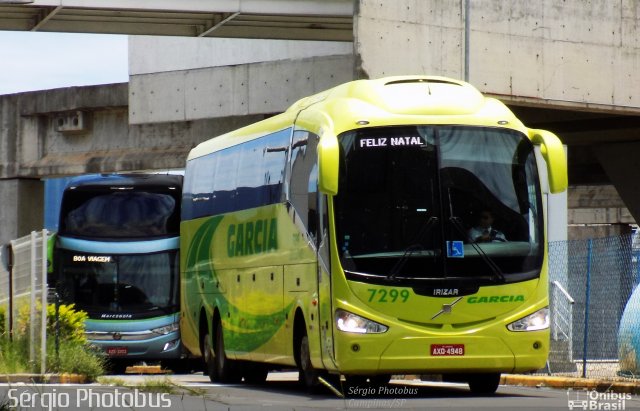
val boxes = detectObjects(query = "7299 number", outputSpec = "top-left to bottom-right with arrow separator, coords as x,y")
367,288 -> 410,303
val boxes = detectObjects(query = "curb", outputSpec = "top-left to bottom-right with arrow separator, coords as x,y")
0,373 -> 88,384
502,374 -> 640,394
125,365 -> 171,375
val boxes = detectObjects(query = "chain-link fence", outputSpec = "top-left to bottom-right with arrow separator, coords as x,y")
545,232 -> 640,381
0,230 -> 49,374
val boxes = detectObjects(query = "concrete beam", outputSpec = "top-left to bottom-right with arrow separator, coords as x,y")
129,54 -> 354,124
568,207 -> 635,225
354,0 -> 640,112
568,224 -> 633,241
25,0 -> 354,16
568,185 -> 627,209
0,1 -> 354,40
19,114 -> 266,177
129,37 -> 352,75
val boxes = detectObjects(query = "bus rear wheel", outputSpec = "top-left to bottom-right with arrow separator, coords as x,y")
215,321 -> 241,383
202,331 -> 218,382
468,373 -> 501,395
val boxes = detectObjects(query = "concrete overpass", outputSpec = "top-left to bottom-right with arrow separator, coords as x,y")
0,0 -> 353,40
0,0 -> 639,244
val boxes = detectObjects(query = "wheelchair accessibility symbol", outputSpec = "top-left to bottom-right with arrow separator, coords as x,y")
446,241 -> 464,258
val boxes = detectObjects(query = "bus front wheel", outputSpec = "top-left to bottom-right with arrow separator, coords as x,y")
298,334 -> 320,391
468,373 -> 501,395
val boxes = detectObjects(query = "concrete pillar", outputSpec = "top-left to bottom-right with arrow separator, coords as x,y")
0,179 -> 43,246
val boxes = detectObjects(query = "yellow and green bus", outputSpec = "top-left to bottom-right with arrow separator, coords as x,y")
180,76 -> 567,394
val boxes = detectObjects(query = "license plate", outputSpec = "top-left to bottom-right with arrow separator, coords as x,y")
430,344 -> 464,356
106,347 -> 128,356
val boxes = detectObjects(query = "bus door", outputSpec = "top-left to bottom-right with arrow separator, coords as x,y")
289,129 -> 336,368
316,194 -> 335,370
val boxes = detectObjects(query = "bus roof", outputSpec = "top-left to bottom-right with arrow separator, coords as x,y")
188,75 -> 525,161
64,173 -> 183,191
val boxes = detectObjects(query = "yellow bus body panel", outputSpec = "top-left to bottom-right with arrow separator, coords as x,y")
181,204 -> 318,365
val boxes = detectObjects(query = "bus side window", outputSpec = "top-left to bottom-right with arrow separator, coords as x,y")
289,130 -> 319,240
212,146 -> 239,215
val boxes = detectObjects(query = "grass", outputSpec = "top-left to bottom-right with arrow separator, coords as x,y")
0,336 -> 30,374
97,376 -> 206,396
0,336 -> 107,380
47,340 -> 106,381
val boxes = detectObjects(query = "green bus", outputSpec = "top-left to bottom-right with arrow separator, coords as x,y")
180,76 -> 567,394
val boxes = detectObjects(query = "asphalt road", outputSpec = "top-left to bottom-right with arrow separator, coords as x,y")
1,372 -> 638,411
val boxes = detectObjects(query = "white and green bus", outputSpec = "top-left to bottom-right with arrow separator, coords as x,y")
180,76 -> 567,394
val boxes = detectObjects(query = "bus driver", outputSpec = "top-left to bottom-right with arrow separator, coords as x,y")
468,209 -> 507,243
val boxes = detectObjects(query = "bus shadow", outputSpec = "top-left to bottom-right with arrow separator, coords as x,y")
214,379 -> 542,401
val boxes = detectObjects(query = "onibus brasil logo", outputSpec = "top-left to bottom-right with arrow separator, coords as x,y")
567,389 -> 631,410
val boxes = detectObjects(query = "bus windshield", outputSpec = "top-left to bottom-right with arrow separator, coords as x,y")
334,125 -> 543,284
56,250 -> 179,319
60,191 -> 179,238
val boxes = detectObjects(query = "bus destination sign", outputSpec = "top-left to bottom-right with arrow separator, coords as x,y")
72,255 -> 112,263
358,136 -> 424,149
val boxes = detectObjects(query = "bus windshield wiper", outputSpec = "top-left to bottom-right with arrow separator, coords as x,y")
387,216 -> 438,281
449,216 -> 506,283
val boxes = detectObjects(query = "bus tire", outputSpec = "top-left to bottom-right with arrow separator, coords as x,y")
467,373 -> 500,395
106,359 -> 129,375
243,362 -> 269,384
202,331 -> 218,382
369,374 -> 391,386
161,359 -> 192,374
343,374 -> 390,391
343,375 -> 367,393
215,320 -> 241,383
297,334 -> 320,391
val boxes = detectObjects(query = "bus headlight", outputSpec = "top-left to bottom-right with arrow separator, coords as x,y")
151,322 -> 179,335
336,309 -> 388,334
507,307 -> 549,332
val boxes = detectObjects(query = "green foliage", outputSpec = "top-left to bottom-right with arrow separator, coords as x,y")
16,302 -> 87,342
0,336 -> 29,374
0,301 -> 105,379
47,303 -> 88,344
47,340 -> 106,381
0,305 -> 5,336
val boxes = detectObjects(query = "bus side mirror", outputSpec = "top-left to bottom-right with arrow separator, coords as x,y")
529,129 -> 568,194
318,132 -> 339,196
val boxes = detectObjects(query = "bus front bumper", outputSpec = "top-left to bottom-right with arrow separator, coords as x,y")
87,331 -> 182,360
333,331 -> 548,375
